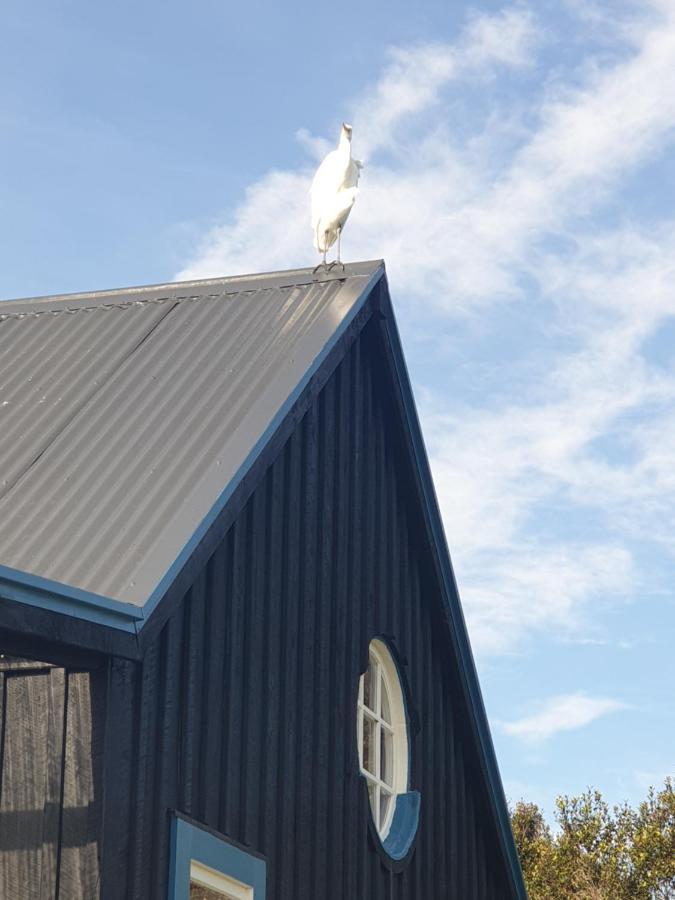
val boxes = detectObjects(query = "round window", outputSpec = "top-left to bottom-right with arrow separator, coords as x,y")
356,638 -> 411,845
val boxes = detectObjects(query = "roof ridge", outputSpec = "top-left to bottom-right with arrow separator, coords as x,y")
0,260 -> 384,315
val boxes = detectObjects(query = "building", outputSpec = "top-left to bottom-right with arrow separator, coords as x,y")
0,261 -> 527,899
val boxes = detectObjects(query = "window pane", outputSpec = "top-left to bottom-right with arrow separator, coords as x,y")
367,779 -> 377,826
380,676 -> 391,724
362,714 -> 376,776
380,789 -> 392,829
380,727 -> 394,787
363,657 -> 376,711
190,884 -> 229,900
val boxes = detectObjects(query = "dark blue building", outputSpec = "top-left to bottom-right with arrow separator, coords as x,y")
0,261 -> 526,899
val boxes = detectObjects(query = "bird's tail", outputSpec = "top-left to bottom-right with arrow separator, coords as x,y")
314,222 -> 323,252
314,225 -> 328,252
314,221 -> 337,253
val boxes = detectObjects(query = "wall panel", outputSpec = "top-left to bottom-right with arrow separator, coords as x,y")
0,659 -> 103,900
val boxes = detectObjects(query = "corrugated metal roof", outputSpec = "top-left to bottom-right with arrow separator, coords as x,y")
0,261 -> 384,610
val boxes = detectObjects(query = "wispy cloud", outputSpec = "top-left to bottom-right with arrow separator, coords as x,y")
176,5 -> 539,282
455,545 -> 634,655
353,7 -> 538,159
634,768 -> 674,790
426,220 -> 675,652
502,692 -> 628,743
298,10 -> 537,167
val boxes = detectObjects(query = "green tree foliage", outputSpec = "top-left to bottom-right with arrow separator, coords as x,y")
511,780 -> 675,899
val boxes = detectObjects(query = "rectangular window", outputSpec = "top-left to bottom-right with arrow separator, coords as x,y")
169,814 -> 266,900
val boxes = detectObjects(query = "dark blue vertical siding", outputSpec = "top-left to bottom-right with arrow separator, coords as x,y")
100,319 -> 515,900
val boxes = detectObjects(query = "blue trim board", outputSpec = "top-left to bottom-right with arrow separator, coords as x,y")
0,563 -> 143,633
383,791 -> 421,861
376,288 -> 528,899
168,814 -> 266,900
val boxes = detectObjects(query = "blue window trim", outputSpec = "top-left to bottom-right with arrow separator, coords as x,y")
382,790 -> 421,860
168,814 -> 266,899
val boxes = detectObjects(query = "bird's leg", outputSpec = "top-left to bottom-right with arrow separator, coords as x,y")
336,227 -> 344,269
325,230 -> 339,271
328,228 -> 344,272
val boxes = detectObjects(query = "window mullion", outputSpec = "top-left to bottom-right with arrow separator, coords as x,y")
357,707 -> 363,768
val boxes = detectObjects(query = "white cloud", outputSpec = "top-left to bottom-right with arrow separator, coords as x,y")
502,692 -> 628,743
456,545 -> 634,655
177,5 -> 539,283
419,180 -> 675,634
177,170 -> 310,281
352,7 -> 538,159
424,221 -> 675,653
634,768 -> 674,790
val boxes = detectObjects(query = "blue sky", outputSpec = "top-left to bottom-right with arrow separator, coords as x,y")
2,0 -> 674,821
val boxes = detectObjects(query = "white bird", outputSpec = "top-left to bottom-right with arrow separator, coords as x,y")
310,122 -> 362,269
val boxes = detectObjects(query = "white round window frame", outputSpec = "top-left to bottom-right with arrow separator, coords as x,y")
356,638 -> 409,842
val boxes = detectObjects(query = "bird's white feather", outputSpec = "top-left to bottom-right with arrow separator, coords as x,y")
310,125 -> 362,254
313,187 -> 358,251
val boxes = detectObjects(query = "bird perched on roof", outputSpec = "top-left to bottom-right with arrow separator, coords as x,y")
311,122 -> 362,269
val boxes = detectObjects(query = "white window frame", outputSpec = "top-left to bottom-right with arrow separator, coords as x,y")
357,638 -> 409,840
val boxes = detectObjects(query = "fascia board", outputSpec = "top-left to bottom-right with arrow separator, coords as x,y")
374,281 -> 528,900
0,563 -> 143,632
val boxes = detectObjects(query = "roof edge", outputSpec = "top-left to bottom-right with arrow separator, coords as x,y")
0,564 -> 144,634
375,282 -> 528,899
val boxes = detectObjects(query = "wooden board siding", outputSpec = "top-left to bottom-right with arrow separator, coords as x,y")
101,320 -> 514,900
0,658 -> 104,900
